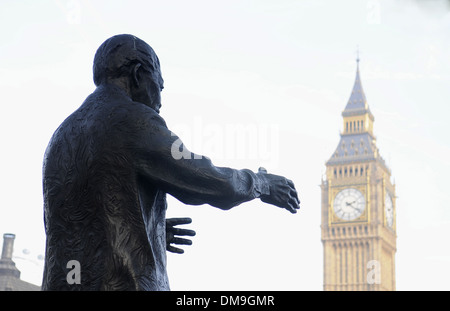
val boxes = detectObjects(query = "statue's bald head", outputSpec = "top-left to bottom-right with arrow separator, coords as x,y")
93,34 -> 160,87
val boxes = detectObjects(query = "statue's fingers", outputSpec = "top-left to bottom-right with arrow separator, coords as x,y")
290,188 -> 300,206
167,245 -> 184,254
167,217 -> 192,226
172,237 -> 192,245
171,228 -> 196,236
285,198 -> 299,214
290,192 -> 300,209
287,179 -> 296,189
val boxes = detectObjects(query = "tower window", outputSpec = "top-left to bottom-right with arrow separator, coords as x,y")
361,120 -> 364,130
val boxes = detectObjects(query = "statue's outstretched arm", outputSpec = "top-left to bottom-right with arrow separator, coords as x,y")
130,107 -> 300,214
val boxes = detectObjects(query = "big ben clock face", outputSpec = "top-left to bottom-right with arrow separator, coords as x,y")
333,188 -> 366,221
385,192 -> 394,228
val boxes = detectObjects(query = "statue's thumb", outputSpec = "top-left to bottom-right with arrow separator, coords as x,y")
258,167 -> 267,174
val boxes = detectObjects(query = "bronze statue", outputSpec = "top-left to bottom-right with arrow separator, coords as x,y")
42,34 -> 300,290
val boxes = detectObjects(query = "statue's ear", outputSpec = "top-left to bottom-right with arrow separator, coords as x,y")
132,63 -> 142,88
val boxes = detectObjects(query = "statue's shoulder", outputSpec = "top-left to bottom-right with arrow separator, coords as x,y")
127,101 -> 168,132
95,85 -> 168,129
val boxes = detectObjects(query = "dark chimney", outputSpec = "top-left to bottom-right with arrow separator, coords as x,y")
0,233 -> 21,278
1,233 -> 15,260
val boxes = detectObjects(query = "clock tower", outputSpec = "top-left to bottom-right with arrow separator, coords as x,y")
321,58 -> 397,291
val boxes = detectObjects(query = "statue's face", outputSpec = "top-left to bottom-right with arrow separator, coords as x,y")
139,65 -> 164,114
132,57 -> 164,114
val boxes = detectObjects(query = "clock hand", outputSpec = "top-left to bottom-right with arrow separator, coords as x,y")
346,201 -> 360,212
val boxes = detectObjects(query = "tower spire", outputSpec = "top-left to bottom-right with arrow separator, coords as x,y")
343,53 -> 368,113
340,53 -> 375,137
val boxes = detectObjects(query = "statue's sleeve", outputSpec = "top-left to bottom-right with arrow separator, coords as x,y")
131,109 -> 269,210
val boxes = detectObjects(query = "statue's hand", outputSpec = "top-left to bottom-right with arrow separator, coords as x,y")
166,217 -> 196,254
257,167 -> 300,214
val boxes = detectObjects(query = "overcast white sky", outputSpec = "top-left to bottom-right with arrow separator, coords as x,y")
1,0 -> 450,291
